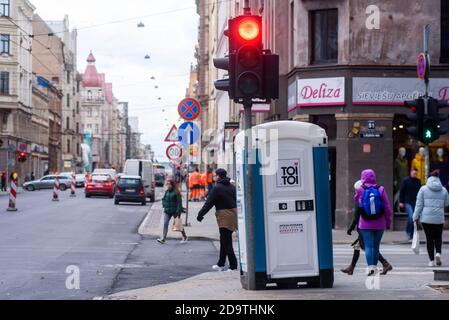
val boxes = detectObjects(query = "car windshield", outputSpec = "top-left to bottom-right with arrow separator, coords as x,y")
119,179 -> 140,186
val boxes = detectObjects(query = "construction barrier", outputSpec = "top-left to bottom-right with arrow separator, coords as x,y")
53,176 -> 59,202
7,175 -> 18,212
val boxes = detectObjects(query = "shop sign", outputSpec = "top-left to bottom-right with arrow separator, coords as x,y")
353,77 -> 449,105
289,77 -> 346,111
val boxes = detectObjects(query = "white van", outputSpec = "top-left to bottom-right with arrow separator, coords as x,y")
124,160 -> 155,202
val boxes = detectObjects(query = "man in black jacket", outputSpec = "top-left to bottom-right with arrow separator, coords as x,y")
197,169 -> 238,271
399,167 -> 422,241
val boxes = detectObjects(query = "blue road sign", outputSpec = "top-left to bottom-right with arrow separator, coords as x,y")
178,122 -> 200,146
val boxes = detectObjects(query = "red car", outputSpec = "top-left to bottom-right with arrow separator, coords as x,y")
85,175 -> 115,198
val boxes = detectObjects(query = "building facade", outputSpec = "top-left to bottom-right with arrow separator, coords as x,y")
0,0 -> 37,184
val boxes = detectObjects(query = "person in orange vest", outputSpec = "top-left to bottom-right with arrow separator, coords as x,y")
189,168 -> 202,202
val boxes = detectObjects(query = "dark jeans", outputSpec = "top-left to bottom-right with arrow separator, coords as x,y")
422,223 -> 444,261
359,229 -> 384,267
405,204 -> 415,240
218,228 -> 237,270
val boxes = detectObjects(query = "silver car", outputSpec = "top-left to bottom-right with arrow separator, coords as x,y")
23,175 -> 71,192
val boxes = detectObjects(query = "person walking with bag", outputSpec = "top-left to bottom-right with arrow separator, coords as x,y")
355,169 -> 393,276
197,169 -> 238,272
413,171 -> 449,267
158,180 -> 188,244
399,168 -> 422,241
341,180 -> 393,276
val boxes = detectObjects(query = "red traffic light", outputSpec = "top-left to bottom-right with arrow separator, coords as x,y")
238,18 -> 260,41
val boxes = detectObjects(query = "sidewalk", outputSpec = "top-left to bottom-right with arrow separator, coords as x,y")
138,197 -> 449,244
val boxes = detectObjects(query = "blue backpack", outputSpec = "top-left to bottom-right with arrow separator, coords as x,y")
359,185 -> 384,220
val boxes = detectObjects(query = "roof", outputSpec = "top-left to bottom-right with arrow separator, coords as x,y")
82,52 -> 101,88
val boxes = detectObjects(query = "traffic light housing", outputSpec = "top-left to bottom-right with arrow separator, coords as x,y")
214,15 -> 279,103
405,98 -> 425,142
405,97 -> 449,144
18,152 -> 28,163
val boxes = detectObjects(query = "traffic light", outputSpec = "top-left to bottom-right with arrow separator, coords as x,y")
214,14 -> 279,103
405,97 -> 449,144
425,97 -> 449,143
405,97 -> 425,142
18,152 -> 28,163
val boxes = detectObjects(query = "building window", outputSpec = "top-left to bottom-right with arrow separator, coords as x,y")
67,140 -> 71,153
76,102 -> 79,114
0,71 -> 9,94
442,0 -> 449,63
66,94 -> 70,107
311,9 -> 338,64
87,124 -> 92,132
77,143 -> 80,155
76,122 -> 79,134
66,117 -> 70,130
95,124 -> 99,134
1,34 -> 10,54
67,70 -> 71,84
0,0 -> 9,17
88,108 -> 92,117
87,90 -> 92,100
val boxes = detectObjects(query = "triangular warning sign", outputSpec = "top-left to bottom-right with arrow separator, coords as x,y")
164,125 -> 179,142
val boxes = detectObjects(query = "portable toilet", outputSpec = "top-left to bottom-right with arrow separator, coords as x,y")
234,121 -> 334,289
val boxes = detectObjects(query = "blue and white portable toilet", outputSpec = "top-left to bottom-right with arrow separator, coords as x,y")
234,121 -> 334,290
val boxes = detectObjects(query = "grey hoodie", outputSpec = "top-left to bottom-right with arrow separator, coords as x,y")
413,176 -> 449,225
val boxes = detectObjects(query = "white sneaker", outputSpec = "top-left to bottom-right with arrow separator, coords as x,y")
180,237 -> 189,244
428,261 -> 435,267
157,238 -> 166,244
212,265 -> 225,272
226,269 -> 238,273
436,254 -> 442,267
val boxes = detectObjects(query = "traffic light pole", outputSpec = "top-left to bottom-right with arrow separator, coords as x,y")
243,99 -> 256,291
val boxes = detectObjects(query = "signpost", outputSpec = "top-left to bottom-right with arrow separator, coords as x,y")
177,98 -> 203,228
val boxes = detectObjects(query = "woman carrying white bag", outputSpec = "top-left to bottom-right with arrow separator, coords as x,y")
413,171 -> 449,267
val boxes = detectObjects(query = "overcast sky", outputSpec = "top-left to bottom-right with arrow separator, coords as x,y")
31,0 -> 199,162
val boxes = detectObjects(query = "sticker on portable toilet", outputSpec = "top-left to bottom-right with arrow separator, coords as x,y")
279,224 -> 304,234
277,160 -> 301,188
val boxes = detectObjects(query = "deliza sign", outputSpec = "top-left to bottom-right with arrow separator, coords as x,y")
277,160 -> 301,187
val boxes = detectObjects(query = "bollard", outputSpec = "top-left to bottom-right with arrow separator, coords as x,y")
53,176 -> 59,202
70,174 -> 76,197
7,175 -> 18,212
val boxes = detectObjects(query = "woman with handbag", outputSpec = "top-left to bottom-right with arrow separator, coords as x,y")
158,180 -> 188,244
413,171 -> 449,267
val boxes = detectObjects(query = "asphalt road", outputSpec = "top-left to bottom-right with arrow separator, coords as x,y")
0,189 -> 217,300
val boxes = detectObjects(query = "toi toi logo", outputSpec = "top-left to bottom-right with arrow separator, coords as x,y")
65,265 -> 80,290
365,271 -> 381,290
366,5 -> 380,30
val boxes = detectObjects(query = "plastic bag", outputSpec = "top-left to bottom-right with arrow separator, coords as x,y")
172,217 -> 183,232
411,222 -> 420,255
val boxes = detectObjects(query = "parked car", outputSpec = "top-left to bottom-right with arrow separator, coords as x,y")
23,175 -> 71,192
124,159 -> 155,202
85,175 -> 115,198
114,175 -> 147,206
